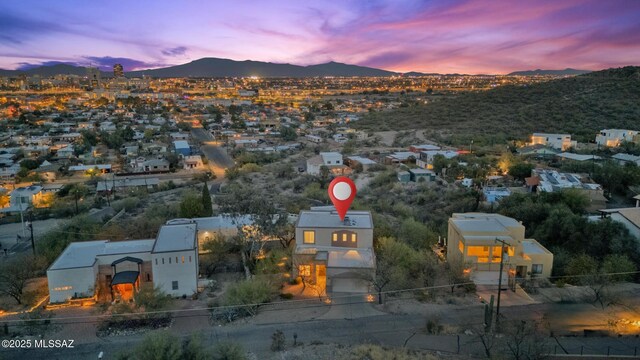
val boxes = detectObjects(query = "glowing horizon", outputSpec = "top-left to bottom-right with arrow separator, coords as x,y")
1,0 -> 639,74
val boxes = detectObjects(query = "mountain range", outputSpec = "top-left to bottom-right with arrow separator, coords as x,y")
507,68 -> 591,76
0,58 -> 398,78
0,58 -> 599,78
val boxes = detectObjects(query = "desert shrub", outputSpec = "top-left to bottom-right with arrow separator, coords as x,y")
212,341 -> 247,360
270,329 -> 286,351
113,197 -> 141,212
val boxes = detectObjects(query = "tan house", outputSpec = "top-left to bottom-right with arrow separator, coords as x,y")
293,209 -> 375,294
447,213 -> 553,286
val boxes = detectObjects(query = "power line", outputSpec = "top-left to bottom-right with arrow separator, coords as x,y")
2,270 -> 639,325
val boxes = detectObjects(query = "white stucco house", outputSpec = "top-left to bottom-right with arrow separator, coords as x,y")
306,152 -> 348,175
47,222 -> 199,304
596,129 -> 639,147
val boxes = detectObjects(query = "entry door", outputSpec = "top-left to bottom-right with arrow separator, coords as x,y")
516,266 -> 527,279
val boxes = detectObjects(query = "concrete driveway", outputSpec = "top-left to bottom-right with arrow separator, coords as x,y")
476,284 -> 537,307
319,292 -> 385,320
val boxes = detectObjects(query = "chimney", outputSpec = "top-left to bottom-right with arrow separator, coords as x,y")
343,216 -> 350,226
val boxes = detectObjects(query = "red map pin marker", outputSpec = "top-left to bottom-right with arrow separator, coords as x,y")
328,176 -> 357,221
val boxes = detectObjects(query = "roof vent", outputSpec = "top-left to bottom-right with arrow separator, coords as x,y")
343,216 -> 351,226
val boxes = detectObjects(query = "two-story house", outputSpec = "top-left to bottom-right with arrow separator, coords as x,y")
306,152 -> 349,175
293,208 -> 375,294
447,213 -> 553,287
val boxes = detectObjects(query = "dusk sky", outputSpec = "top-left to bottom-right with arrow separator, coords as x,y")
1,0 -> 639,74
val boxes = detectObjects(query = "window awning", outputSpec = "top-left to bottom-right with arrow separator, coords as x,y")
315,251 -> 328,261
111,271 -> 139,285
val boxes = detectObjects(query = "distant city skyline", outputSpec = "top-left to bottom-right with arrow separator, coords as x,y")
1,0 -> 639,74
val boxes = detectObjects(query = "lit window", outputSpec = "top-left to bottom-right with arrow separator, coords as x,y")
342,234 -> 347,242
332,233 -> 338,242
182,256 -> 185,264
458,240 -> 464,254
303,231 -> 315,244
351,234 -> 357,242
298,265 -> 311,277
466,246 -> 490,262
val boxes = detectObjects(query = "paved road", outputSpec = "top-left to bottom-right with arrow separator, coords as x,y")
3,309 -> 640,360
191,128 -> 234,178
0,218 -> 62,256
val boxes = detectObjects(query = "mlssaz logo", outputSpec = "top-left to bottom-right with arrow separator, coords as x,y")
34,339 -> 75,348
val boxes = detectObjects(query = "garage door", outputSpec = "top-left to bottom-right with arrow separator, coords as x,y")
331,278 -> 368,293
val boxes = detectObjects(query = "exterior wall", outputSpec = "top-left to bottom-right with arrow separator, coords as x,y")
151,249 -> 198,297
531,134 -> 575,151
306,162 -> 321,175
295,227 -> 374,248
525,251 -> 554,278
47,265 -> 97,303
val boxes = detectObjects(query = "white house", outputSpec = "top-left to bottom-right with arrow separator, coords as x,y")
47,222 -> 199,303
306,152 -> 347,175
183,155 -> 204,169
596,129 -> 639,147
530,133 -> 576,151
0,185 -> 45,214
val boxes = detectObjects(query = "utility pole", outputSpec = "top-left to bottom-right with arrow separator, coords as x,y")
494,237 -> 509,331
28,210 -> 35,256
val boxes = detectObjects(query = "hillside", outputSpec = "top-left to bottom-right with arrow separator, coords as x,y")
355,66 -> 640,143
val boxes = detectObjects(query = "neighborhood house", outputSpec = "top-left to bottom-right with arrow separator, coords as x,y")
293,208 -> 375,294
447,213 -> 553,287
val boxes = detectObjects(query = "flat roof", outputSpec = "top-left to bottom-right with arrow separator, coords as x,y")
297,210 -> 373,229
346,156 -> 377,165
48,240 -> 107,271
98,239 -> 155,256
556,153 -> 601,161
173,140 -> 190,149
153,223 -> 197,253
49,238 -> 157,271
451,213 -> 522,233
